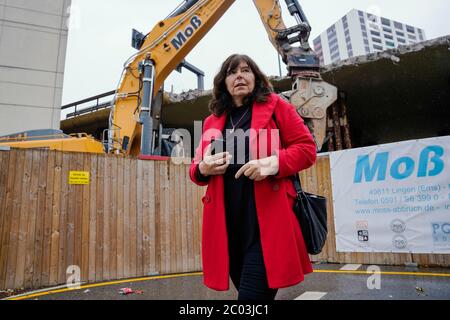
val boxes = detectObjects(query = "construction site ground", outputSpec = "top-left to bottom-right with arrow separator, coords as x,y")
4,263 -> 450,301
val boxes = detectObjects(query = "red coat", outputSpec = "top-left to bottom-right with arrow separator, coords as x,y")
189,93 -> 316,291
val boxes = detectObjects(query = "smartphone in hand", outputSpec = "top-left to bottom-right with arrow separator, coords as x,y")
210,138 -> 225,155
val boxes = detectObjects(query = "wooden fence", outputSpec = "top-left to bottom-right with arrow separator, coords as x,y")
0,149 -> 203,291
0,149 -> 448,291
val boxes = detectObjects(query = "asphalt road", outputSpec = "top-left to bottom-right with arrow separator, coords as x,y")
5,263 -> 450,300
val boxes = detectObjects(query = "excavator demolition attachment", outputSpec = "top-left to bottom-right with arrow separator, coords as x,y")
286,77 -> 337,151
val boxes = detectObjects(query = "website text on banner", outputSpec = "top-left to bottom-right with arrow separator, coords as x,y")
330,136 -> 450,254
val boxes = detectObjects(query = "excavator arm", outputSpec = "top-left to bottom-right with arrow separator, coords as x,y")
108,0 -> 336,156
254,0 -> 337,150
108,0 -> 237,156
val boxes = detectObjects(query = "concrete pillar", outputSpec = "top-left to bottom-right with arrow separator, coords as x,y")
0,0 -> 72,136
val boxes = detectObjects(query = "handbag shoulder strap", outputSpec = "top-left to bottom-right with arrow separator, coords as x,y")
271,112 -> 304,194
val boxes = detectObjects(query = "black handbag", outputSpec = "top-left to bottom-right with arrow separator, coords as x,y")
271,112 -> 328,255
291,174 -> 328,255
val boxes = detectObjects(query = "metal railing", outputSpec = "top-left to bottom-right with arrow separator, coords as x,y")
62,90 -> 116,119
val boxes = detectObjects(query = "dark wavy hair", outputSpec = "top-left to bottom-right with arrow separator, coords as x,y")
209,54 -> 273,116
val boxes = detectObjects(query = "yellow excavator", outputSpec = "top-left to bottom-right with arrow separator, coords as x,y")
0,0 -> 337,156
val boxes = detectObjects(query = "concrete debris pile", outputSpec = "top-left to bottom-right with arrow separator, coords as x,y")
166,89 -> 212,104
321,35 -> 450,72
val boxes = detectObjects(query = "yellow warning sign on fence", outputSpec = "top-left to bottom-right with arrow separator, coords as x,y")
69,171 -> 90,185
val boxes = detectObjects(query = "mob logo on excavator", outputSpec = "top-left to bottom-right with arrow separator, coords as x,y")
171,16 -> 202,50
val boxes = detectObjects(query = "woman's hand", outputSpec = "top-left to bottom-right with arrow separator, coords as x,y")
199,143 -> 232,177
234,155 -> 279,181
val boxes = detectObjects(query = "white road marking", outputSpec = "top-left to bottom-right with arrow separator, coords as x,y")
340,264 -> 362,271
294,291 -> 327,300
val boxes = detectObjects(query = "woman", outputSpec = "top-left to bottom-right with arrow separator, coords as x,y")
189,54 -> 316,300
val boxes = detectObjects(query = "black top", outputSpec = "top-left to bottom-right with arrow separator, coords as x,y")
195,103 -> 260,264
222,103 -> 260,263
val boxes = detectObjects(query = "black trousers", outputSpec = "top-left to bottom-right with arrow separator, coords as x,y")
229,241 -> 278,300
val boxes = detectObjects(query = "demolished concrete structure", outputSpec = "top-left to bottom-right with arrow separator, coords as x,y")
61,35 -> 450,152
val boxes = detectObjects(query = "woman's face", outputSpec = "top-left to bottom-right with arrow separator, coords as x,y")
225,60 -> 255,106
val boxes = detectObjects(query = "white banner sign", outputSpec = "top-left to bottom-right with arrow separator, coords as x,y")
330,136 -> 450,253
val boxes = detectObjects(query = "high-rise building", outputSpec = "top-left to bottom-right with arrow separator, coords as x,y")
0,0 -> 72,136
313,9 -> 426,65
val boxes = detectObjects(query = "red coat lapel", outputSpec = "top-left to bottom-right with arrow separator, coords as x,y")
250,94 -> 278,159
206,113 -> 226,131
250,94 -> 278,134
202,94 -> 279,160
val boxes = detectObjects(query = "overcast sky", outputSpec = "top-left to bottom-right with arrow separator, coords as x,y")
62,0 -> 450,106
